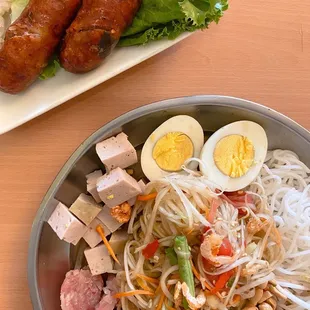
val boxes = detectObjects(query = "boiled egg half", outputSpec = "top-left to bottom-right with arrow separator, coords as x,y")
141,115 -> 204,180
200,121 -> 268,191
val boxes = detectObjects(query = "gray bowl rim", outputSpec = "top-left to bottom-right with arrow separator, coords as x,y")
27,95 -> 310,309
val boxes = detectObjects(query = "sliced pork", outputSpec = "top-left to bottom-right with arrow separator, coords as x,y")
60,269 -> 103,310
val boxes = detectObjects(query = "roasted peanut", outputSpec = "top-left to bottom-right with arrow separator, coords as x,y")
258,302 -> 273,310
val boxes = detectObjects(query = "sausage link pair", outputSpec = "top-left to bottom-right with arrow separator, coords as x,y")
0,0 -> 80,94
60,0 -> 141,73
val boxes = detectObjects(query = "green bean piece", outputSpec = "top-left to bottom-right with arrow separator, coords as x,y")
165,247 -> 178,266
174,236 -> 195,308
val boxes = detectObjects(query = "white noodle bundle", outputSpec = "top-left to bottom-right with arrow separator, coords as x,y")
249,149 -> 310,309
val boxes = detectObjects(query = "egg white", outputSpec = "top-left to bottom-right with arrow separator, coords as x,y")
199,121 -> 268,192
141,115 -> 204,181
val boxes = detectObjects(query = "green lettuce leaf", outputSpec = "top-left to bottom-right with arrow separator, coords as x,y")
122,0 -> 185,37
39,57 -> 61,80
119,20 -> 197,47
180,0 -> 228,25
120,0 -> 228,46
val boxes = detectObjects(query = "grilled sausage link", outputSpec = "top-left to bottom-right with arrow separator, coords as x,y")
60,0 -> 141,73
0,0 -> 80,94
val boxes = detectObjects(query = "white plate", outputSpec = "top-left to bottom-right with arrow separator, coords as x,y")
0,33 -> 191,135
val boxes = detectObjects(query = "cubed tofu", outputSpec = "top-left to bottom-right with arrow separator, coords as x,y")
48,202 -> 87,245
86,170 -> 103,203
109,230 -> 128,254
83,218 -> 111,248
86,170 -> 103,184
69,193 -> 102,226
87,183 -> 102,204
128,180 -> 146,206
95,133 -> 137,171
97,207 -> 122,233
84,245 -> 114,276
96,167 -> 142,207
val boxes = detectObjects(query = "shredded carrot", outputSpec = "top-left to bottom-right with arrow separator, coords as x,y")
137,192 -> 157,201
191,260 -> 202,280
165,299 -> 176,310
135,273 -> 160,284
205,207 -> 209,219
137,278 -> 154,293
155,291 -> 166,310
156,284 -> 171,310
185,227 -> 195,236
96,225 -> 120,265
190,260 -> 213,291
169,274 -> 180,280
211,269 -> 234,294
114,290 -> 154,299
154,285 -> 162,296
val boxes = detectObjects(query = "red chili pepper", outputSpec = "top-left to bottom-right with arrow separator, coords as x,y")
218,238 -> 233,256
221,192 -> 255,216
142,240 -> 159,259
203,226 -> 211,233
238,208 -> 247,216
202,258 -> 219,283
211,269 -> 235,294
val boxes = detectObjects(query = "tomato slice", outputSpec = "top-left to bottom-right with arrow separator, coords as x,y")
202,258 -> 219,283
142,240 -> 159,259
218,238 -> 233,256
211,269 -> 235,293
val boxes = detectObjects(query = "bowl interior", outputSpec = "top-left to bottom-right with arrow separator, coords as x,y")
29,96 -> 310,310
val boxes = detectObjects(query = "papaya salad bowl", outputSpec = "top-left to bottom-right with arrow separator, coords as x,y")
28,95 -> 310,310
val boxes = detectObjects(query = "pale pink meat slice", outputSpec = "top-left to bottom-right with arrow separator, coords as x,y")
95,294 -> 117,310
96,276 -> 118,310
60,269 -> 103,310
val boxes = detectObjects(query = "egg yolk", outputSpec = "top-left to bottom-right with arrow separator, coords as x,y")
152,132 -> 194,172
213,135 -> 254,178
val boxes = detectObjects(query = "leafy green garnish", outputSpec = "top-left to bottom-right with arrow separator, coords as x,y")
227,276 -> 235,288
39,57 -> 61,80
120,0 -> 228,46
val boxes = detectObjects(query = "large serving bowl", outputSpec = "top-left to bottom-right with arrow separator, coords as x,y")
27,95 -> 310,310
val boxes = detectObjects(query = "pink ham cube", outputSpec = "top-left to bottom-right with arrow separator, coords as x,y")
128,179 -> 146,206
95,133 -> 137,172
48,202 -> 87,246
86,170 -> 103,203
96,167 -> 142,208
84,245 -> 114,276
96,207 -> 123,233
83,218 -> 111,248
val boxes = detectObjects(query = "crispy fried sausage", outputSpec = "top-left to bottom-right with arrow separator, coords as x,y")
60,0 -> 141,73
0,0 -> 81,94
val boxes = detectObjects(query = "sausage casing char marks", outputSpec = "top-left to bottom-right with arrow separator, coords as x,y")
0,0 -> 80,94
60,0 -> 141,73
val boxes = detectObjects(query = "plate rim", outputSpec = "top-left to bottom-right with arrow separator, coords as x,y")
0,33 -> 191,135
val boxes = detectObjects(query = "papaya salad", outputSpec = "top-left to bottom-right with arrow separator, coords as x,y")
47,116 -> 310,310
